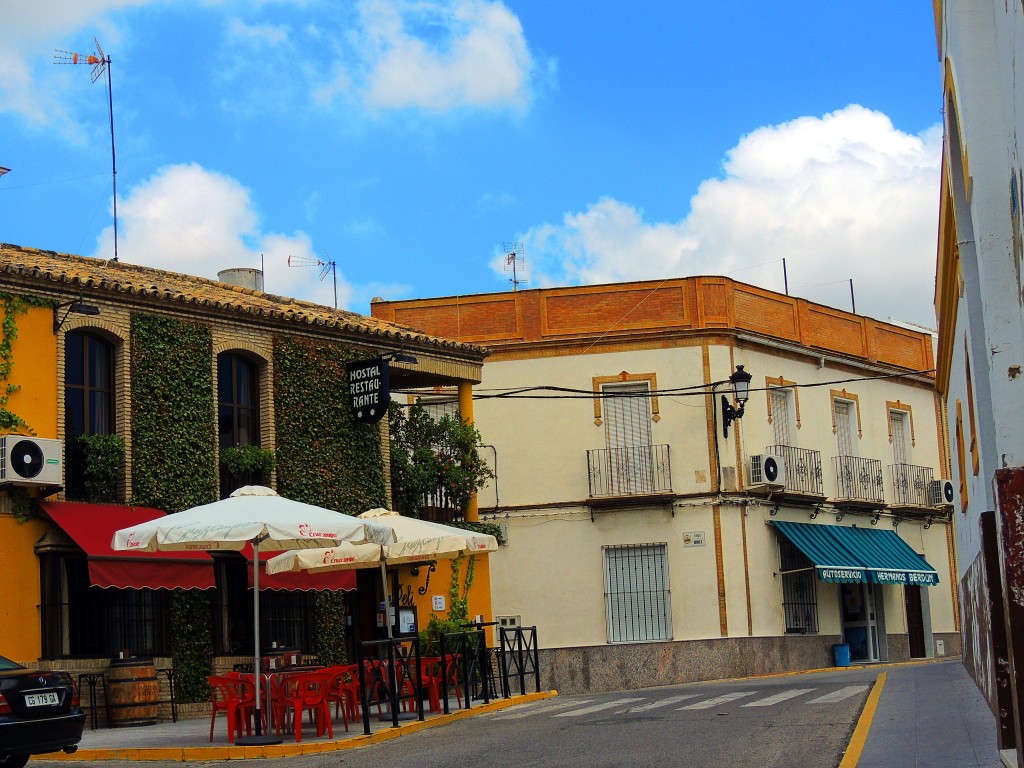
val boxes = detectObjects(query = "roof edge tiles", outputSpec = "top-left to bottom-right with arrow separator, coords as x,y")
0,243 -> 488,358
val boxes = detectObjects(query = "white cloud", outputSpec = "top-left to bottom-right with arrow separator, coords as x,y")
355,0 -> 535,112
512,105 -> 942,326
91,162 -> 355,309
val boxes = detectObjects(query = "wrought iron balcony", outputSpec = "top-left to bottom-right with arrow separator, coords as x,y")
765,445 -> 824,496
587,444 -> 672,498
889,463 -> 936,508
832,455 -> 885,504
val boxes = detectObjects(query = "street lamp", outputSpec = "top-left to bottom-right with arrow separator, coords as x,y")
720,365 -> 752,439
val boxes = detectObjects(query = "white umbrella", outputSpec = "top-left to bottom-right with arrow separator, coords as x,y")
267,508 -> 498,638
111,486 -> 395,744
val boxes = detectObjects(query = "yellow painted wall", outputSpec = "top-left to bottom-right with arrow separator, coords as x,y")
401,554 -> 494,638
6,304 -> 58,437
1,303 -> 59,661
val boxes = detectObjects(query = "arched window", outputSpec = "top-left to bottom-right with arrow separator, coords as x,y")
217,353 -> 261,496
64,331 -> 115,499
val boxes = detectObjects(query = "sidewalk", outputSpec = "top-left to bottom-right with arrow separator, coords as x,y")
854,659 -> 1010,768
40,691 -> 556,762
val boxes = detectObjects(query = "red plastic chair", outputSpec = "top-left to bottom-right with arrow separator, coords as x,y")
322,666 -> 352,731
208,675 -> 257,744
274,671 -> 333,742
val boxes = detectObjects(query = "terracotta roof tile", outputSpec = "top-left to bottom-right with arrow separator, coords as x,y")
0,243 -> 486,356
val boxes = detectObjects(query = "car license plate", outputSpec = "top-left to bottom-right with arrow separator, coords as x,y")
24,692 -> 59,707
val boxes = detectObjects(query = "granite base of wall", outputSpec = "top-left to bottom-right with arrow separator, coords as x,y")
534,633 -> 962,696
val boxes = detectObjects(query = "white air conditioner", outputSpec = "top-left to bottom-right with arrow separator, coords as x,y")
0,436 -> 63,486
931,478 -> 954,507
750,453 -> 786,486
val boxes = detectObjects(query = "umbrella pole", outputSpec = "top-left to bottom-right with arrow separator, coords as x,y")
380,558 -> 393,641
236,535 -> 281,746
253,538 -> 263,734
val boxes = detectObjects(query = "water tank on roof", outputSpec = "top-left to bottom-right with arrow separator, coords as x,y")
218,268 -> 264,292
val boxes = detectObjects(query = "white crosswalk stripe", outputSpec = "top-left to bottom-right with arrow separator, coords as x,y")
679,691 -> 758,710
805,685 -> 869,704
627,694 -> 700,712
742,688 -> 816,707
491,699 -> 594,720
553,697 -> 645,717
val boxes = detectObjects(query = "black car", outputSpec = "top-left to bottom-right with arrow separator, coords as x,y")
0,655 -> 84,768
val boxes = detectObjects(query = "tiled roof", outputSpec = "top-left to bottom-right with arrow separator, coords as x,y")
0,243 -> 486,356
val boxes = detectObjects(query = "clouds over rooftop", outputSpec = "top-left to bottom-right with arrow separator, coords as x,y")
512,105 -> 942,326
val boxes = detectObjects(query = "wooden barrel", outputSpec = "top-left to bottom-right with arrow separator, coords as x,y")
106,657 -> 159,727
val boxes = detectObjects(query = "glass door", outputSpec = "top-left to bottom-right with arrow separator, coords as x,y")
841,583 -> 880,662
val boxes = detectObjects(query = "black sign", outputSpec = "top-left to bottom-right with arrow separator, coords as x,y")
348,357 -> 390,424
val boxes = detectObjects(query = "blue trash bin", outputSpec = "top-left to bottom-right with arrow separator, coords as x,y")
832,643 -> 851,667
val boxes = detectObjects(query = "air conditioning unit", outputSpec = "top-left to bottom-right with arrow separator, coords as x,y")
931,478 -> 955,507
750,453 -> 786,486
0,436 -> 63,486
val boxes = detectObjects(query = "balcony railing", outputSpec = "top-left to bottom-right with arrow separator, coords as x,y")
766,445 -> 823,496
889,463 -> 936,507
833,455 -> 885,504
587,444 -> 672,498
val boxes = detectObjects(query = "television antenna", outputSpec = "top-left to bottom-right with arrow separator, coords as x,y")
55,38 -> 119,262
503,241 -> 526,291
287,252 -> 338,308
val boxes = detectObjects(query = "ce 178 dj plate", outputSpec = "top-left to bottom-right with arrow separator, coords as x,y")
24,692 -> 60,707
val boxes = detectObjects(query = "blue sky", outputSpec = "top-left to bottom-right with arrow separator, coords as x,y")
1,2 -> 942,327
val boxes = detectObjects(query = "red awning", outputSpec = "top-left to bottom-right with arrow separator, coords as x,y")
244,546 -> 356,592
41,502 -> 216,590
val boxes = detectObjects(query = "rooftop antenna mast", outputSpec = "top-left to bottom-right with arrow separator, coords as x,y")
503,241 -> 526,291
288,252 -> 338,308
55,38 -> 118,262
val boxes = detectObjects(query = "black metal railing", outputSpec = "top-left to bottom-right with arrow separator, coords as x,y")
833,455 -> 885,503
889,463 -> 935,507
766,445 -> 823,495
497,626 -> 541,698
587,444 -> 672,498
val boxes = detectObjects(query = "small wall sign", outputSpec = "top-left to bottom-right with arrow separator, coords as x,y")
348,357 -> 390,424
683,531 -> 706,547
432,595 -> 446,611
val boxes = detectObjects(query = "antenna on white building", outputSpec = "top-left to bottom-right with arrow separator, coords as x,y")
503,242 -> 526,291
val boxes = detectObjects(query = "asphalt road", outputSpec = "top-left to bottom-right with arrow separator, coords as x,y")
29,665 -> 887,768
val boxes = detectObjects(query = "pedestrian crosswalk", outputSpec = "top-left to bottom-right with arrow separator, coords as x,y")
488,684 -> 869,721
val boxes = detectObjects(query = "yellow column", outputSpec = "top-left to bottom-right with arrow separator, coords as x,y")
459,381 -> 479,522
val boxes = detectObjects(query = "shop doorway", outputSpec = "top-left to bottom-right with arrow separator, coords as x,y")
905,585 -> 927,658
841,583 -> 886,662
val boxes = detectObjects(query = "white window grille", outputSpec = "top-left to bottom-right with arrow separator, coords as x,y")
604,543 -> 671,643
601,383 -> 653,496
771,388 -> 793,447
834,400 -> 855,456
890,410 -> 908,464
415,392 -> 459,422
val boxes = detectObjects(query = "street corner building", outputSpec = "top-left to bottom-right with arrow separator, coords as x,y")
0,243 -> 492,723
372,276 -> 959,694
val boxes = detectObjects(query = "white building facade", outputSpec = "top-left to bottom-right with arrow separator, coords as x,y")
934,1 -> 1024,756
374,277 -> 958,693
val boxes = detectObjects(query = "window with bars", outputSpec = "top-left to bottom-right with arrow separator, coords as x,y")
604,543 -> 671,643
779,538 -> 818,634
39,554 -> 171,658
415,393 -> 460,422
601,383 -> 654,496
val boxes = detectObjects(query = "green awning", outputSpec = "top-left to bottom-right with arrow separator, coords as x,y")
773,520 -> 939,586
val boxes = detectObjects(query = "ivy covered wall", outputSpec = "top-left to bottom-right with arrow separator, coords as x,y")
273,335 -> 387,514
130,313 -> 218,512
130,312 -> 218,703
